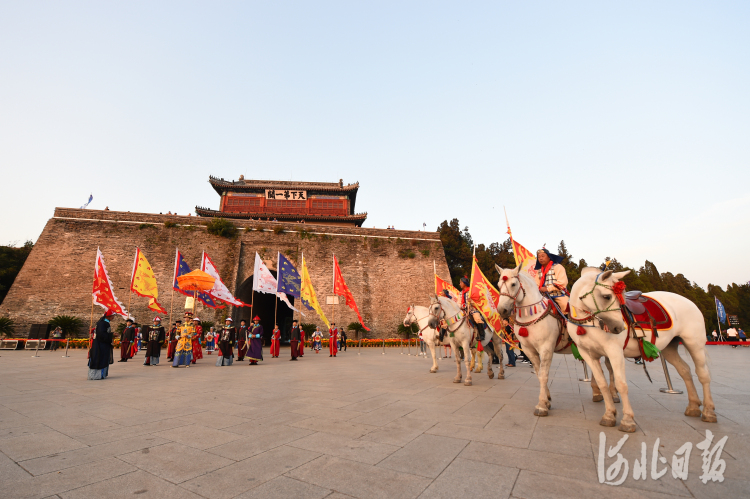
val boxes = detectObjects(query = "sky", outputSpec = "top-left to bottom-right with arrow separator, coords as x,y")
1,1 -> 748,289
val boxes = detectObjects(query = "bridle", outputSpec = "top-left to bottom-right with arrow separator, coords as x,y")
406,305 -> 436,334
427,298 -> 466,333
498,274 -> 526,304
572,273 -> 622,323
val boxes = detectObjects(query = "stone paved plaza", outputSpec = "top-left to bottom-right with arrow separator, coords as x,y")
0,344 -> 748,499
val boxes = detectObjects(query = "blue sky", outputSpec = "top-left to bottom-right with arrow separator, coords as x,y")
1,1 -> 748,288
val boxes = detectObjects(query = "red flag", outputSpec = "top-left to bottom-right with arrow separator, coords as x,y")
333,255 -> 370,331
92,248 -> 129,318
435,275 -> 459,303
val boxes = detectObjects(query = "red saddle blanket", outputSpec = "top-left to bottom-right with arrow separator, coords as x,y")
629,296 -> 672,331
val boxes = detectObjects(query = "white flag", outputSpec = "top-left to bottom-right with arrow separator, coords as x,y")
201,251 -> 247,307
253,253 -> 278,294
277,291 -> 304,316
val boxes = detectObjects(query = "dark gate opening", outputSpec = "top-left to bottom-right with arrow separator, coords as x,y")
234,271 -> 295,345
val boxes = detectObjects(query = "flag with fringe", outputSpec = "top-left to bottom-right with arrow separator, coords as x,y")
201,251 -> 248,307
300,253 -> 330,328
333,255 -> 369,330
435,275 -> 460,303
130,248 -> 167,314
468,256 -> 515,346
92,248 -> 129,318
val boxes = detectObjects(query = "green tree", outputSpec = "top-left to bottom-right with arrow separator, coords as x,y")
206,218 -> 238,238
0,240 -> 33,305
48,315 -> 84,338
0,317 -> 15,337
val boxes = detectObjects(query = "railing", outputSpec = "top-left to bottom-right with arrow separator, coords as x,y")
221,206 -> 350,217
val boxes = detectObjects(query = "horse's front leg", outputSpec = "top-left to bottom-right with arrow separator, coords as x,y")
604,357 -> 620,403
469,347 -> 476,371
580,349 -> 617,427
463,335 -> 473,386
523,346 -> 548,416
494,337 -> 504,380
603,345 -> 635,432
428,339 -> 439,373
452,337 -> 462,383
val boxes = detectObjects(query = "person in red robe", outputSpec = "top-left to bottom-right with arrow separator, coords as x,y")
270,324 -> 281,358
191,317 -> 203,364
119,318 -> 135,362
329,323 -> 338,357
236,319 -> 247,361
167,320 -> 180,361
298,326 -> 305,357
290,320 -> 300,361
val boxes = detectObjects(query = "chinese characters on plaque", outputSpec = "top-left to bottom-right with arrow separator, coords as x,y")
266,189 -> 306,200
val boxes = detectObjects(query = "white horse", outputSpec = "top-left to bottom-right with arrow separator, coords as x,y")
403,305 -> 443,373
568,268 -> 717,428
426,296 -> 505,385
495,265 -> 573,416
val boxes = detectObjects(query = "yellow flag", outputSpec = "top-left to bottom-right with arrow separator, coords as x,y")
130,248 -> 167,314
300,254 -> 330,328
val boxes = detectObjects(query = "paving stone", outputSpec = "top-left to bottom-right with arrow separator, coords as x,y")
286,455 -> 432,499
377,434 -> 468,478
58,469 -> 204,499
234,475 -> 331,499
155,423 -> 243,450
419,457 -> 518,498
288,431 -> 400,465
118,442 -> 234,483
0,430 -> 87,462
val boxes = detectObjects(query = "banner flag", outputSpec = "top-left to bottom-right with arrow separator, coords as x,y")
333,255 -> 370,330
468,256 -> 515,346
277,253 -> 301,298
80,194 -> 93,209
252,253 -> 278,294
172,249 -> 223,309
435,275 -> 460,303
300,253 -> 330,328
277,291 -> 303,315
715,297 -> 727,324
201,251 -> 248,307
92,247 -> 129,318
130,248 -> 167,314
505,216 -> 538,280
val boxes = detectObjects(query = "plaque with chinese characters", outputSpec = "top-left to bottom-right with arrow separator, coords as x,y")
265,189 -> 307,200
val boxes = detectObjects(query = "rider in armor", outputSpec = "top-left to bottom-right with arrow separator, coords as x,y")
459,276 -> 486,343
534,248 -> 569,316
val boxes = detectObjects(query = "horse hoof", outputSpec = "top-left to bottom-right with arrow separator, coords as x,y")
612,395 -> 621,403
618,422 -> 637,433
599,417 -> 616,427
534,408 -> 549,417
430,368 -> 438,373
464,380 -> 472,386
497,374 -> 504,379
701,413 -> 718,423
488,371 -> 494,379
453,378 -> 462,383
684,408 -> 702,418
592,394 -> 604,403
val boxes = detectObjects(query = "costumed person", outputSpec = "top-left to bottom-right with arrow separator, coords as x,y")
458,276 -> 487,344
290,319 -> 300,360
329,323 -> 338,357
312,327 -> 322,353
237,319 -> 248,361
339,327 -> 348,352
172,312 -> 194,367
142,316 -> 166,366
534,248 -> 569,315
136,326 -> 142,351
298,322 -> 305,357
247,316 -> 264,365
216,318 -> 235,366
270,324 -> 281,358
191,317 -> 203,364
88,309 -> 115,380
206,326 -> 218,355
167,320 -> 180,361
119,318 -> 136,362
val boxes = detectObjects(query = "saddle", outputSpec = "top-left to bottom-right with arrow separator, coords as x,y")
624,295 -> 672,331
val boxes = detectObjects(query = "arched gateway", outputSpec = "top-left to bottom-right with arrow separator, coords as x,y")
234,270 -> 295,346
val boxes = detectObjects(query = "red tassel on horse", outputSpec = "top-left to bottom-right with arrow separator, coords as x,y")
577,325 -> 587,336
518,327 -> 529,337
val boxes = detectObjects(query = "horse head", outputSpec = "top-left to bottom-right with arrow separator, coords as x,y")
495,263 -> 525,318
569,267 -> 631,334
403,306 -> 417,328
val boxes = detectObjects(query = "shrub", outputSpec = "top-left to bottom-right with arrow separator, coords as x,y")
300,323 -> 317,335
0,317 -> 15,337
298,229 -> 316,240
397,321 -> 418,338
273,226 -> 286,235
139,223 -> 155,230
398,249 -> 416,259
164,221 -> 179,228
48,315 -> 84,337
206,218 -> 238,238
200,320 -> 215,332
420,249 -> 430,257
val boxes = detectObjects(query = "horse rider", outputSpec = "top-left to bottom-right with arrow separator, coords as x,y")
535,248 -> 569,317
458,276 -> 486,343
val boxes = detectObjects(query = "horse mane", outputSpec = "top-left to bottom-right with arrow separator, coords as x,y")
437,296 -> 460,313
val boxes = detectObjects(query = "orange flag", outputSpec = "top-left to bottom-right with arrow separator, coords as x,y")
92,248 -> 129,318
468,255 -> 515,346
333,255 -> 370,331
435,275 -> 460,303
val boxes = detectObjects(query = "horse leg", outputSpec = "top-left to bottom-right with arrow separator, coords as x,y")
604,357 -> 620,403
474,348 -> 483,373
660,341 -> 704,419
494,337 -> 504,379
452,338 -> 462,383
681,332 -> 717,422
591,373 -> 604,402
524,347 -> 549,416
603,347 -> 635,432
580,350 -> 617,427
428,340 -> 439,373
463,336 -> 474,386
469,347 -> 476,371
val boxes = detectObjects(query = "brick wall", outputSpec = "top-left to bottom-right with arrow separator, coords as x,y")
0,209 -> 451,338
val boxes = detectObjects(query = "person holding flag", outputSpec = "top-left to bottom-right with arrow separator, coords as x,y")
167,320 -> 180,361
142,317 -> 166,366
534,248 -> 569,316
290,320 -> 301,360
329,323 -> 338,357
88,309 -> 115,380
247,316 -> 264,365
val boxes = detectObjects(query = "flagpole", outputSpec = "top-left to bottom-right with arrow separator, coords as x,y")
332,253 -> 335,326
169,247 -> 177,327
504,207 -> 519,266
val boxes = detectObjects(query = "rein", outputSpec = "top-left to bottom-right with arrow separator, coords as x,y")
406,306 -> 434,335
